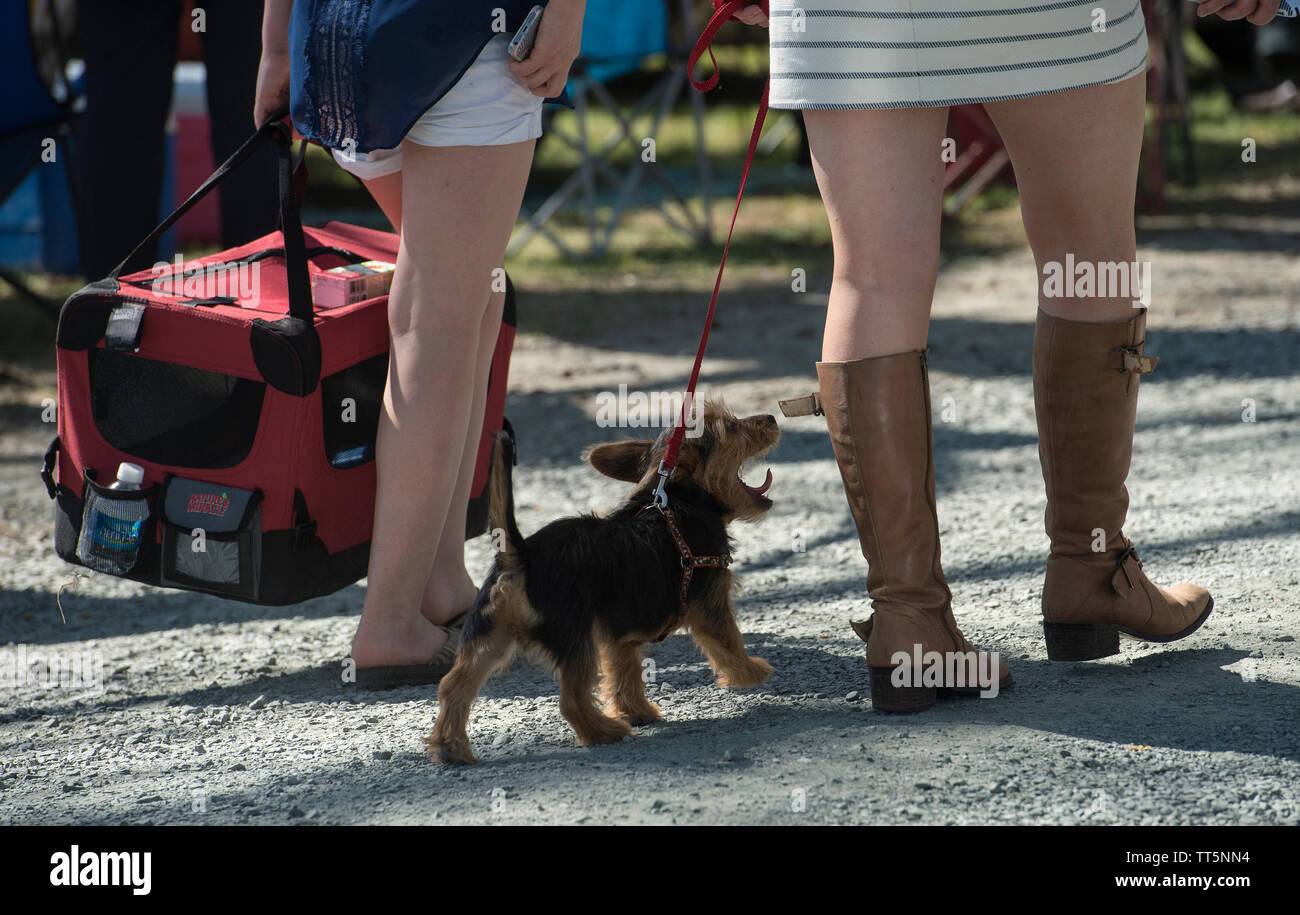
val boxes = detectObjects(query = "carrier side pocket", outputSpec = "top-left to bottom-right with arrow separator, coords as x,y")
74,470 -> 158,576
159,476 -> 263,600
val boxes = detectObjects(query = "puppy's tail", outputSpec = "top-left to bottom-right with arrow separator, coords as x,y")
488,429 -> 526,560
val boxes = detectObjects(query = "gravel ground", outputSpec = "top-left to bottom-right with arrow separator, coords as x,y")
2,209 -> 1298,825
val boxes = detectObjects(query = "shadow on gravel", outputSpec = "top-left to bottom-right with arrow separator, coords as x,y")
514,282 -> 1300,387
201,647 -> 1300,825
741,502 -> 1300,605
98,627 -> 866,712
986,648 -> 1300,763
1,583 -> 362,647
11,643 -> 1296,825
433,641 -> 1300,767
13,628 -> 1297,774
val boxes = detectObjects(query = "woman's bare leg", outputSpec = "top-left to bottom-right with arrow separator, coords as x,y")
359,171 -> 502,629
982,73 -> 1148,322
802,106 -> 951,361
417,285 -> 503,623
350,139 -> 534,668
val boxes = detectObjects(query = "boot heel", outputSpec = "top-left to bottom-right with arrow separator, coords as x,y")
868,667 -> 937,713
1043,621 -> 1120,661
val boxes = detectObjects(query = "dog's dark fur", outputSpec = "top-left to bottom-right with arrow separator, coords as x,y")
425,400 -> 779,764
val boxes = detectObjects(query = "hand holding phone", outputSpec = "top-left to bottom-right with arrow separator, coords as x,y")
508,0 -> 585,98
509,5 -> 545,61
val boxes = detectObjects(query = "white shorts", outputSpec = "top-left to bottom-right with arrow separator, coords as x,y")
331,35 -> 544,180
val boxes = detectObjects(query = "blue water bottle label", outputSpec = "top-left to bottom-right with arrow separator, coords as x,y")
92,512 -> 143,552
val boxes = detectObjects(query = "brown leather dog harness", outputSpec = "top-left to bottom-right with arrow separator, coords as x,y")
638,503 -> 731,641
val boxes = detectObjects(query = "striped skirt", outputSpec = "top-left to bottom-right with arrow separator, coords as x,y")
768,0 -> 1149,110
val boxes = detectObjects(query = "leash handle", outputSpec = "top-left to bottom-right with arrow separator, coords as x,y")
687,1 -> 769,91
688,0 -> 750,91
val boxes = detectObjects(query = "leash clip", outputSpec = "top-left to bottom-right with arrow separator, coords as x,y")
652,460 -> 671,509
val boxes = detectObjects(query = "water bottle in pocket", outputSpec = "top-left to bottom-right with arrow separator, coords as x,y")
76,463 -> 151,575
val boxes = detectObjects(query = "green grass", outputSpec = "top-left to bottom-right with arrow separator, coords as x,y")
1168,89 -> 1300,196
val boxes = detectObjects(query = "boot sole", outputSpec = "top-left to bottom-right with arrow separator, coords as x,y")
868,667 -> 1014,713
1043,597 -> 1215,661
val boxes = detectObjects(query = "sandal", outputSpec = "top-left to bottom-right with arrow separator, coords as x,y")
352,611 -> 468,691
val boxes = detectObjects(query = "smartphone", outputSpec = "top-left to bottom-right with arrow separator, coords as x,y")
508,5 -> 545,61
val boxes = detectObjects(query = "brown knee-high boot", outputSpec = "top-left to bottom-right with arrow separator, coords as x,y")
1033,308 -> 1213,661
782,350 -> 1010,712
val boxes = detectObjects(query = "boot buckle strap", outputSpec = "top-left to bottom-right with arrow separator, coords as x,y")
779,392 -> 823,417
1109,344 -> 1158,375
1111,544 -> 1143,592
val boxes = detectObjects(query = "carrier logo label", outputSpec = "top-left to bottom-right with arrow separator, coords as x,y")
186,492 -> 232,517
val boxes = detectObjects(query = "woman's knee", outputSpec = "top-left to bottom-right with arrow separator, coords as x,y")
1024,215 -> 1144,318
387,283 -> 492,342
1019,185 -> 1136,264
827,218 -> 941,315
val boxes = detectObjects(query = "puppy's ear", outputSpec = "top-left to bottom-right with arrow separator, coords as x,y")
584,440 -> 652,482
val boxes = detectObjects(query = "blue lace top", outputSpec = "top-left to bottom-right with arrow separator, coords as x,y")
290,0 -> 551,153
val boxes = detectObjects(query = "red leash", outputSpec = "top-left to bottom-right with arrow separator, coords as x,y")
653,0 -> 769,509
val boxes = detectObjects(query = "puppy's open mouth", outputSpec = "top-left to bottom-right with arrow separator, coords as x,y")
738,462 -> 773,501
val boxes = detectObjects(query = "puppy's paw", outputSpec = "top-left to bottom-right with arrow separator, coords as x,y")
717,656 -> 773,689
573,716 -> 634,746
424,731 -> 477,765
616,701 -> 663,727
600,688 -> 663,727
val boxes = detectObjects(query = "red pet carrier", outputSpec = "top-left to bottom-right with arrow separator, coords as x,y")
41,120 -> 516,605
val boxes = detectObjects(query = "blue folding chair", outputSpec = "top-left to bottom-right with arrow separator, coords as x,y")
510,0 -> 712,258
0,0 -> 83,317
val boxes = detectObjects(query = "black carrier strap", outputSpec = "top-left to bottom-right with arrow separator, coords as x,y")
41,435 -> 60,499
108,110 -> 313,323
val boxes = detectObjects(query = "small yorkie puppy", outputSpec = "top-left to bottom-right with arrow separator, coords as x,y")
426,399 -> 779,764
